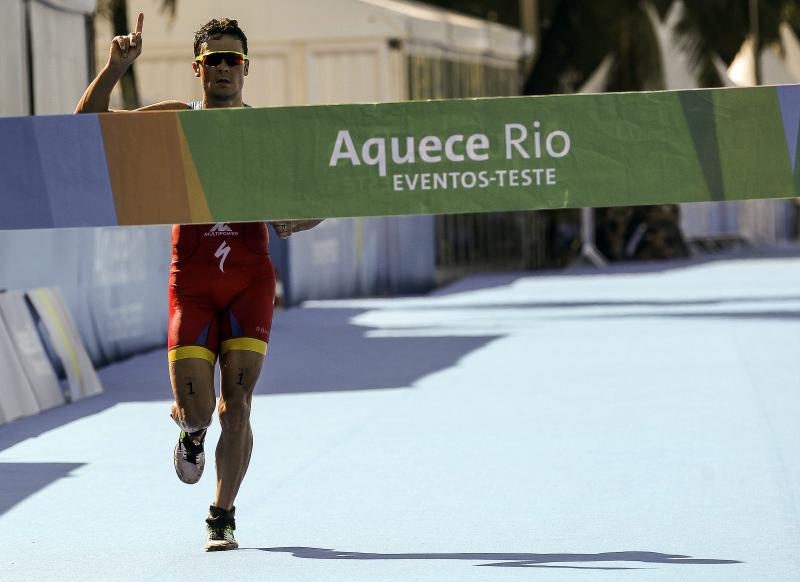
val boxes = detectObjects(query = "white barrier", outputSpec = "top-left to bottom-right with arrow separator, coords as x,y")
0,304 -> 41,423
28,287 -> 102,402
0,291 -> 64,411
680,200 -> 794,245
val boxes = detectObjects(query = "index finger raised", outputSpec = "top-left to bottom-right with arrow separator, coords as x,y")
134,12 -> 144,34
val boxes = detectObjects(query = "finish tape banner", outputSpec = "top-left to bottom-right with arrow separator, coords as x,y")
2,84 -> 800,229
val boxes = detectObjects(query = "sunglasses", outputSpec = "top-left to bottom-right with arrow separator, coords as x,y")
195,51 -> 248,67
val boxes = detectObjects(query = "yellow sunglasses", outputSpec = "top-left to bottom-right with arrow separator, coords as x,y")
195,51 -> 248,67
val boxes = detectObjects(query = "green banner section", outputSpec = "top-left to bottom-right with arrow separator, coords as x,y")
176,85 -> 798,222
3,84 -> 797,230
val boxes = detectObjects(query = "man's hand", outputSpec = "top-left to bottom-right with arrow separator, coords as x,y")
271,220 -> 324,239
108,12 -> 144,71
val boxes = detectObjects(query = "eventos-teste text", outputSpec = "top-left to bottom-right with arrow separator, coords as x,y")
328,122 -> 571,192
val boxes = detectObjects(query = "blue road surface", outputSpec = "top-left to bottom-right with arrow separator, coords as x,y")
1,255 -> 799,581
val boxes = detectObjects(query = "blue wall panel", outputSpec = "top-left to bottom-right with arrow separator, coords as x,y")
0,226 -> 170,367
284,216 -> 435,305
0,218 -> 432,366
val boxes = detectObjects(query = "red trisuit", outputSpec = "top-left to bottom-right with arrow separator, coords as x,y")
168,222 -> 276,364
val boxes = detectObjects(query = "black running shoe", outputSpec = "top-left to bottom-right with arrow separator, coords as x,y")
173,429 -> 206,484
205,505 -> 238,551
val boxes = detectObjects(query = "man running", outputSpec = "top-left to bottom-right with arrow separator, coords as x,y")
76,13 -> 321,551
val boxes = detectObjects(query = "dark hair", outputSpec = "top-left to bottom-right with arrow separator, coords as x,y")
194,18 -> 248,56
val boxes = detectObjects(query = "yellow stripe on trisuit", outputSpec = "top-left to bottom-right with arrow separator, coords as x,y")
168,345 -> 216,364
220,338 -> 268,356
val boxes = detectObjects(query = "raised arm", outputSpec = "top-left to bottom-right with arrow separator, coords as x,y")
76,12 -> 145,113
75,14 -> 188,114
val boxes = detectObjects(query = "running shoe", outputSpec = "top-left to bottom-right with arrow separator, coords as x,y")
173,429 -> 206,484
205,505 -> 238,551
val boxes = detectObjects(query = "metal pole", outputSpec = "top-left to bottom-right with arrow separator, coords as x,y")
750,0 -> 761,85
519,0 -> 539,74
86,13 -> 96,84
24,0 -> 35,115
579,207 -> 608,268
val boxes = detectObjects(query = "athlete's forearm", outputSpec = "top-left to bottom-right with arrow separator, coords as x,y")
287,219 -> 323,233
74,64 -> 128,114
270,219 -> 324,239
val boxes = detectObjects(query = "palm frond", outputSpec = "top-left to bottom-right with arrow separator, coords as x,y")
650,0 -> 677,21
525,0 -> 622,94
602,2 -> 667,91
160,0 -> 177,19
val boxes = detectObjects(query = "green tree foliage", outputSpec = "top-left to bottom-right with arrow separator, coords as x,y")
528,0 -> 665,93
527,0 -> 800,96
526,0 -> 800,261
670,0 -> 800,85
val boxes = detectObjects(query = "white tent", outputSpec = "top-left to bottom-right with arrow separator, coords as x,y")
114,0 -> 531,107
0,0 -> 96,116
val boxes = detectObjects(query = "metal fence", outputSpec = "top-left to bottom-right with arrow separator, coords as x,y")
435,211 -> 550,284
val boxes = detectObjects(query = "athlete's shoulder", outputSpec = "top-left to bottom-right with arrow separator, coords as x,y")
135,100 -> 192,112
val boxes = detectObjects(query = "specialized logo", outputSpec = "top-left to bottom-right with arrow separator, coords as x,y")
205,223 -> 238,237
215,241 -> 231,272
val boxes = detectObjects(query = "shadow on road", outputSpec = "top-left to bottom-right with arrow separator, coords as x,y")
0,462 -> 85,516
0,306 -> 495,518
0,308 -> 496,453
256,546 -> 742,570
262,308 -> 496,394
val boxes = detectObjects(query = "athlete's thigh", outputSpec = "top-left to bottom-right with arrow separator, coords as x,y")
170,357 -> 216,412
168,282 -> 222,412
218,271 -> 275,402
219,350 -> 264,404
219,270 -> 275,353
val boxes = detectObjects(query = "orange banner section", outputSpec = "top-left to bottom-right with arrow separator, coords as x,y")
99,112 -> 198,225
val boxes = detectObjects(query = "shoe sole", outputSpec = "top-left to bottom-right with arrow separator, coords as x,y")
173,441 -> 204,484
205,541 -> 239,552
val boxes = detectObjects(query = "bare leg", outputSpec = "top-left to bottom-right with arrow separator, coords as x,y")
169,357 -> 216,433
214,349 -> 264,510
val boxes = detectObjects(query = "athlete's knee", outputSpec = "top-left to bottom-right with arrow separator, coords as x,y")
217,398 -> 250,432
172,401 -> 214,433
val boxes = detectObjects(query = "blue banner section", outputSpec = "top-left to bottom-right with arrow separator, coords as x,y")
32,115 -> 117,228
0,115 -> 116,230
0,118 -> 54,229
